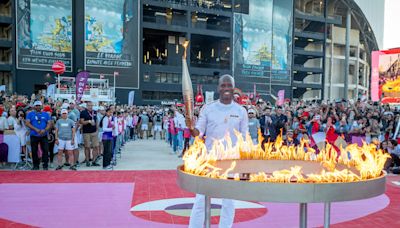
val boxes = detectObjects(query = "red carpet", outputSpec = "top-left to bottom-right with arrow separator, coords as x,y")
0,171 -> 399,227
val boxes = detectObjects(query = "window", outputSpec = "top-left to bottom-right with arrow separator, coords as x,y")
143,72 -> 150,82
160,72 -> 167,83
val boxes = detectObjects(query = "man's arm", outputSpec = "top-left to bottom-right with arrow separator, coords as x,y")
25,115 -> 39,134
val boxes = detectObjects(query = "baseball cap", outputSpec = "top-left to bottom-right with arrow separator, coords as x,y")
61,109 -> 68,114
43,105 -> 52,113
248,109 -> 255,114
69,100 -> 76,104
33,101 -> 42,106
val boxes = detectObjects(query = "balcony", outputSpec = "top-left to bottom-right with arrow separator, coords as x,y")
0,61 -> 12,71
293,64 -> 323,73
143,5 -> 188,27
191,12 -> 230,32
145,0 -> 232,12
0,38 -> 11,48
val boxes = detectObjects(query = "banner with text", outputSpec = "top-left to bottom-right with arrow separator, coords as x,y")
16,0 -> 72,71
84,0 -> 139,88
76,71 -> 90,103
233,0 -> 293,85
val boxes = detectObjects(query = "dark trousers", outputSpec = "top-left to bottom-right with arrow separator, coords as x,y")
102,139 -> 113,167
48,141 -> 55,163
129,127 -> 134,139
31,136 -> 49,169
182,138 -> 190,154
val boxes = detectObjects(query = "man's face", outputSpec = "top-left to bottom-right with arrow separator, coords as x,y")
35,105 -> 41,112
276,108 -> 282,115
87,103 -> 93,111
264,109 -> 271,116
218,80 -> 234,101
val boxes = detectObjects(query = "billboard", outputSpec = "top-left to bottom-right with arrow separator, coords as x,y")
84,0 -> 139,89
233,0 -> 293,85
16,0 -> 73,71
371,48 -> 400,104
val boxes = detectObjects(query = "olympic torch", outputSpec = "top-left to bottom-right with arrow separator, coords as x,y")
182,40 -> 194,129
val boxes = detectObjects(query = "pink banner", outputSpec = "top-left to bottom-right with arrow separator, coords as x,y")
277,90 -> 285,106
76,71 -> 90,103
371,51 -> 381,102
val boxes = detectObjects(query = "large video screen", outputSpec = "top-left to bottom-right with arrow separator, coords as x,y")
85,0 -> 139,88
16,0 -> 72,71
233,0 -> 293,85
371,49 -> 400,103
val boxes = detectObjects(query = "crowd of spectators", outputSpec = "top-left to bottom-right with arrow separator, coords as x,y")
0,91 -> 399,174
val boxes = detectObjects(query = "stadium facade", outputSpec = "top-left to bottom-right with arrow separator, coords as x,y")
0,0 -> 384,104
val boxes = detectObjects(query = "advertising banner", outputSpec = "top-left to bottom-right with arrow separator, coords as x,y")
85,0 -> 139,88
277,90 -> 285,106
76,71 -> 90,103
128,91 -> 135,106
16,0 -> 72,71
233,0 -> 293,85
372,48 -> 400,104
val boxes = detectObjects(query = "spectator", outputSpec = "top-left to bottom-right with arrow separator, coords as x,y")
25,101 -> 51,170
247,108 -> 260,144
100,108 -> 114,170
80,101 -> 100,167
55,109 -> 76,170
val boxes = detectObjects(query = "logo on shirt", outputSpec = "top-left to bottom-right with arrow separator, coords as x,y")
230,115 -> 239,118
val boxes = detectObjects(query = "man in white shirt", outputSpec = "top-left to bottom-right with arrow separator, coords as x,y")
187,74 -> 249,228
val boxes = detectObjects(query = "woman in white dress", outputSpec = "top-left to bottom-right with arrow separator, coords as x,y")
14,109 -> 28,160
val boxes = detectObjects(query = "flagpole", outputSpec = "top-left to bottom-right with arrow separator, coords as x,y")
113,72 -> 117,102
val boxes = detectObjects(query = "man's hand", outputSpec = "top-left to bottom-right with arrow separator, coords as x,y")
38,130 -> 45,135
71,139 -> 75,145
55,139 -> 59,145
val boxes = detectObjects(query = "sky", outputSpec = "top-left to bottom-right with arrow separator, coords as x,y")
383,0 -> 400,49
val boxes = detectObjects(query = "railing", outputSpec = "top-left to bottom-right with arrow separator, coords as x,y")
190,60 -> 230,69
148,0 -> 232,12
56,87 -> 113,98
192,22 -> 230,32
143,15 -> 188,26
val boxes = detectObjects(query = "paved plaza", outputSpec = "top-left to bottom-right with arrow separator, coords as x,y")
0,139 -> 399,228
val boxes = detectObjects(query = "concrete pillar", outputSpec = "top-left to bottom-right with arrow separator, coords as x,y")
344,8 -> 351,100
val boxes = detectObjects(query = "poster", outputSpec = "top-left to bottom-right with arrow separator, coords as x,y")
233,0 -> 292,85
85,0 -> 139,89
16,0 -> 72,71
371,48 -> 400,104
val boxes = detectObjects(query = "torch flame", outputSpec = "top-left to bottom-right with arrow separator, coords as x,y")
183,131 -> 390,183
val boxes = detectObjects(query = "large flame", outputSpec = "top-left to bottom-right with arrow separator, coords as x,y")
183,131 -> 390,183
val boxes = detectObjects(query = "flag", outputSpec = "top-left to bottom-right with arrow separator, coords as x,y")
76,71 -> 90,103
205,91 -> 214,104
277,90 -> 285,106
128,91 -> 135,106
99,74 -> 105,79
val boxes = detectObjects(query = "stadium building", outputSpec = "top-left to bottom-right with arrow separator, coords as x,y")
0,0 -> 384,104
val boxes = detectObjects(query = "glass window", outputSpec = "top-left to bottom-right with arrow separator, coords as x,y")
173,73 -> 180,83
155,72 -> 161,83
143,72 -> 150,82
160,72 -> 167,83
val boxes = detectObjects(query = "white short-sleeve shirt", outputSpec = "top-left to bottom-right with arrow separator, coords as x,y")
195,100 -> 249,150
